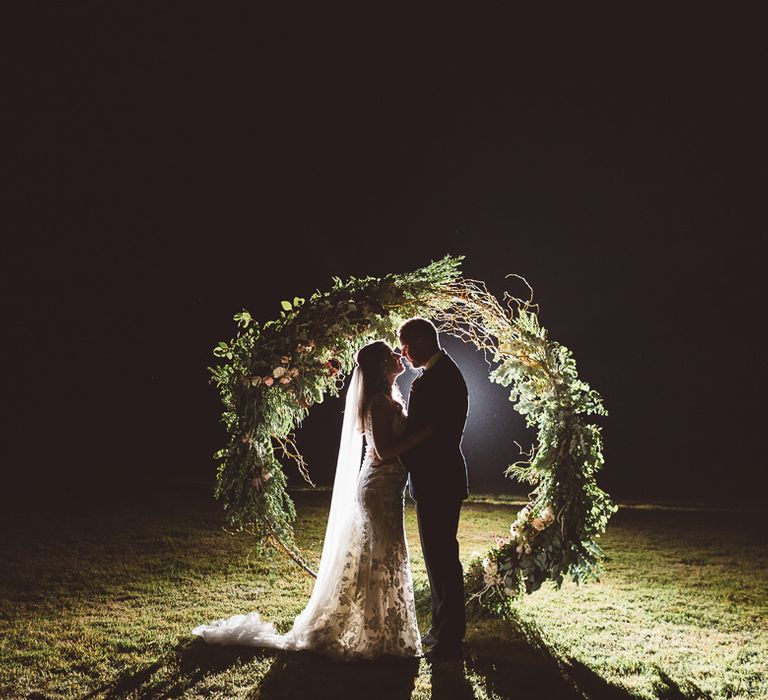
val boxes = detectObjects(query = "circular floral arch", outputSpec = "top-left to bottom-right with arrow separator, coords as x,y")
210,256 -> 615,616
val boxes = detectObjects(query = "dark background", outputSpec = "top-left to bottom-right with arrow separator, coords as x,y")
3,4 -> 763,507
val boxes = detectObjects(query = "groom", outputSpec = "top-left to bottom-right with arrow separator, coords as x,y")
399,318 -> 469,661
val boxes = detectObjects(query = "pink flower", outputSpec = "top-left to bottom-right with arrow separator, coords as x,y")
263,376 -> 274,387
532,517 -> 546,531
263,471 -> 271,481
288,367 -> 300,378
279,376 -> 291,384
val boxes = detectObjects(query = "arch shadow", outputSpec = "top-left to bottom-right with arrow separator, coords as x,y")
80,639 -> 420,700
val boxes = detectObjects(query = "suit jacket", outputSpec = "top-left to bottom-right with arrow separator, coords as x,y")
401,352 -> 469,502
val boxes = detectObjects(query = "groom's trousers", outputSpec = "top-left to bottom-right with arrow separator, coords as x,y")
416,498 -> 466,647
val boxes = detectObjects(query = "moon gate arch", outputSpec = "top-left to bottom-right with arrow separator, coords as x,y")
210,256 -> 614,611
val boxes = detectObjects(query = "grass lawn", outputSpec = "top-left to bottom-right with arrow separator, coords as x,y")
1,487 -> 765,699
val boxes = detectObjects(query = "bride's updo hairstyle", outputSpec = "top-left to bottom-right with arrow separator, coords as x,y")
354,341 -> 398,432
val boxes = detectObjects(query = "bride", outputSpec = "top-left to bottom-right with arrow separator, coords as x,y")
192,341 -> 431,659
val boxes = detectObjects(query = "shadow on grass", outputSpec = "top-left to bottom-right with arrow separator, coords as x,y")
83,615 -> 700,700
82,640 -> 420,700
463,615 -> 706,700
81,639 -> 271,698
251,652 -> 421,700
463,615 -> 625,700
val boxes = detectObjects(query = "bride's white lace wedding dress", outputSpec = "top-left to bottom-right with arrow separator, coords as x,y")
192,379 -> 421,660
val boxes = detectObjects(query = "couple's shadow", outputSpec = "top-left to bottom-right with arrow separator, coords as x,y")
86,642 -> 421,699
87,616 -> 697,699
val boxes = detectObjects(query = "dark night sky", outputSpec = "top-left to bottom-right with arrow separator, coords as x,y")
2,4 -> 763,506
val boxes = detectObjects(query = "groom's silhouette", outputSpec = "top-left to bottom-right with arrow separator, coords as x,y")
399,318 -> 469,661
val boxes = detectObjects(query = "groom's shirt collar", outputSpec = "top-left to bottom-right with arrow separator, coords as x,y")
423,349 -> 446,372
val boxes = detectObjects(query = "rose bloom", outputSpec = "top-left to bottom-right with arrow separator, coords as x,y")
279,376 -> 291,384
532,517 -> 546,531
288,367 -> 300,378
541,505 -> 555,523
263,376 -> 274,386
273,366 -> 286,378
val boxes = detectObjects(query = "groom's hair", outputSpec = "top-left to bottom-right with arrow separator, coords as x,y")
399,317 -> 438,343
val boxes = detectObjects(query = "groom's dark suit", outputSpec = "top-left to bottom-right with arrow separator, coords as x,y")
401,350 -> 469,651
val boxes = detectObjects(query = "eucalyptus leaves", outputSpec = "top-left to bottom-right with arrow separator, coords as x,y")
210,255 -> 615,612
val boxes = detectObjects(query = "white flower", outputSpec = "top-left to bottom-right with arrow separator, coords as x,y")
541,505 -> 555,523
273,366 -> 286,378
470,550 -> 482,560
516,544 -> 524,554
251,376 -> 262,387
524,545 -> 532,555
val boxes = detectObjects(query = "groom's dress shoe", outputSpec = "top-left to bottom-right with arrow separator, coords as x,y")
420,631 -> 438,649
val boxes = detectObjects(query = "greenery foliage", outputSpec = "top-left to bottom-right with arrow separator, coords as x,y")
210,255 -> 615,610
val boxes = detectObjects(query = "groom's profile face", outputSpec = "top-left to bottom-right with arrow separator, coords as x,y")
398,335 -> 425,368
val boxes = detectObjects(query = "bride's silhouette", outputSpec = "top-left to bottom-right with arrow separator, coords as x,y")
193,341 -> 430,659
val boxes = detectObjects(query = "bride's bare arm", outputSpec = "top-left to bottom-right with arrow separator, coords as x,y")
369,396 -> 432,464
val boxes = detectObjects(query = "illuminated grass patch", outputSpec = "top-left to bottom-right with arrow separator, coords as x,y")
1,491 -> 764,699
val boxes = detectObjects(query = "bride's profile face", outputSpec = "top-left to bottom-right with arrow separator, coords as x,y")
382,347 -> 404,382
